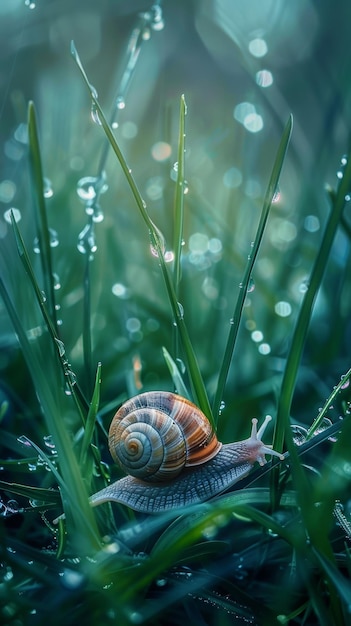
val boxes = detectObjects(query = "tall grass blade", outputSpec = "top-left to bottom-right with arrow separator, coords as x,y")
71,42 -> 214,425
27,101 -> 57,328
10,211 -> 88,416
273,146 -> 351,469
0,275 -> 100,553
212,115 -> 293,422
173,94 -> 186,292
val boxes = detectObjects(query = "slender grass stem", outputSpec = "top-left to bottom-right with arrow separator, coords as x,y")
71,42 -> 214,425
28,102 -> 58,330
273,146 -> 351,460
212,115 -> 293,422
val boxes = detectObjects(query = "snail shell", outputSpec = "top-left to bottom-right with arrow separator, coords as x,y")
108,391 -> 222,482
90,392 -> 284,514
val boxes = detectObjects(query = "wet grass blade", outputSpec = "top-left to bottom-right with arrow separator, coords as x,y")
71,42 -> 214,426
27,101 -> 57,328
10,211 -> 88,417
212,115 -> 293,422
173,94 -> 186,291
0,480 -> 60,505
306,365 -> 351,439
0,274 -> 100,553
80,361 -> 102,467
273,146 -> 351,467
162,346 -> 191,399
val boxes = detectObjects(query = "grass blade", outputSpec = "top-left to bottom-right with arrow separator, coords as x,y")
212,115 -> 293,422
10,211 -> 88,416
273,145 -> 351,473
27,101 -> 57,328
162,346 -> 190,399
0,275 -> 100,553
173,94 -> 186,291
71,42 -> 214,425
80,361 -> 102,467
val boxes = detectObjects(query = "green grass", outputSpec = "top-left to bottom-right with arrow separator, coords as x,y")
1,13 -> 351,626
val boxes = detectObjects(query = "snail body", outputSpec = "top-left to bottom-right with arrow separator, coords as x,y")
90,391 -> 284,514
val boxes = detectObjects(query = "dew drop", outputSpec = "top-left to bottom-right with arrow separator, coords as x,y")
49,228 -> 59,248
44,435 -> 55,451
66,370 -> 77,387
53,273 -> 61,290
272,186 -> 281,203
7,500 -> 20,514
77,175 -> 108,202
33,237 -> 40,254
91,102 -> 102,125
116,96 -> 125,110
177,302 -> 184,319
176,358 -> 186,374
291,424 -> 307,446
151,5 -> 165,31
247,277 -> 255,293
92,204 -> 104,223
299,279 -> 309,294
77,223 -> 97,258
4,207 -> 21,223
341,377 -> 350,390
55,339 -> 65,357
43,177 -> 54,198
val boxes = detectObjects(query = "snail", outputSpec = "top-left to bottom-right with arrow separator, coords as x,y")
89,391 -> 284,514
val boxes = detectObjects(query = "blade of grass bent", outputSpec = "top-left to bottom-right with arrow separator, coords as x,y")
212,115 -> 293,422
71,42 -> 214,425
27,101 -> 57,328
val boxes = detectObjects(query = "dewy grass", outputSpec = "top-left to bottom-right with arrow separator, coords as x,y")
71,40 -> 214,426
212,114 -> 293,423
1,13 -> 351,626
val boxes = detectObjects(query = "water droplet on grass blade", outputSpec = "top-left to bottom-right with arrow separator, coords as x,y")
4,207 -> 21,223
49,228 -> 59,247
177,302 -> 184,319
272,186 -> 281,203
116,96 -> 125,110
43,177 -> 54,198
55,338 -> 65,357
53,273 -> 61,290
77,223 -> 97,258
77,176 -> 108,202
43,435 -> 55,450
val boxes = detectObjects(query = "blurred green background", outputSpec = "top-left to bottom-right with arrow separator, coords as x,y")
0,0 -> 350,439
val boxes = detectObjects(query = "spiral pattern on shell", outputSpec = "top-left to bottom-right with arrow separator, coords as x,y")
108,391 -> 221,482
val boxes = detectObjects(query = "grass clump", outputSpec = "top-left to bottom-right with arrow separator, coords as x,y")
1,5 -> 351,626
